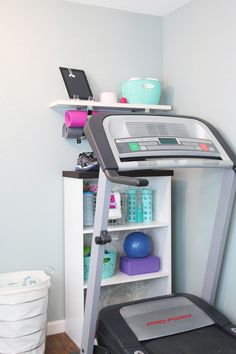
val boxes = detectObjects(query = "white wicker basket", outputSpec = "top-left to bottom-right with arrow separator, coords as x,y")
0,271 -> 51,354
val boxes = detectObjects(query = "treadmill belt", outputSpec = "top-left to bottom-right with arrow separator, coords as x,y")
144,325 -> 236,354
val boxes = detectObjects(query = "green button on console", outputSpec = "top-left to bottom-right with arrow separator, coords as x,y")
128,142 -> 140,151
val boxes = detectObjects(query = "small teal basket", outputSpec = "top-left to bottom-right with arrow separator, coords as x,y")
84,251 -> 117,281
121,79 -> 161,104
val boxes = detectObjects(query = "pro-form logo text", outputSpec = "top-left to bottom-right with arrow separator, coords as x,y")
146,313 -> 192,327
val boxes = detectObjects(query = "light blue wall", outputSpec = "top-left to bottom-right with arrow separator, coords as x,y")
2,0 -> 235,326
163,0 -> 236,323
0,0 -> 163,321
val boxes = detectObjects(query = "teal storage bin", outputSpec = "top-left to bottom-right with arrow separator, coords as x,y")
84,251 -> 117,281
121,78 -> 161,104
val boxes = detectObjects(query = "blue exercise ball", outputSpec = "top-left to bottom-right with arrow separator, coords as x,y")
124,232 -> 152,258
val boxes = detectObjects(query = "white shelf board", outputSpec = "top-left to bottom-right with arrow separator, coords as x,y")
49,99 -> 172,112
83,221 -> 168,235
84,270 -> 169,289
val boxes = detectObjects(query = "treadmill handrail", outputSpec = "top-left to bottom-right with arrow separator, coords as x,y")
104,169 -> 148,187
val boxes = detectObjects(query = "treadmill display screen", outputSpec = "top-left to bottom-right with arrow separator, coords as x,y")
128,142 -> 140,151
159,138 -> 178,145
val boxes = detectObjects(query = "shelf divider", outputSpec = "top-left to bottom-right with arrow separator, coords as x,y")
83,221 -> 168,234
84,270 -> 169,289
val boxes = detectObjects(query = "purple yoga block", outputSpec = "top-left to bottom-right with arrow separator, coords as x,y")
120,255 -> 160,275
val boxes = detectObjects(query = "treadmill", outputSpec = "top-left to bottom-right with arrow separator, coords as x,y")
81,113 -> 236,354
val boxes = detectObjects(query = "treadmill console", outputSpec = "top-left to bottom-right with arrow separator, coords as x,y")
115,136 -> 219,155
103,115 -> 233,170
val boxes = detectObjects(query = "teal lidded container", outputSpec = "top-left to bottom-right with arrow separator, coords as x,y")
121,78 -> 161,104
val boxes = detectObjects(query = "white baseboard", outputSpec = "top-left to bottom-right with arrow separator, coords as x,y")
47,319 -> 65,335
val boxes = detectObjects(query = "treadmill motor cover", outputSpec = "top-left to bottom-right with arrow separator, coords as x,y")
97,295 -> 236,354
120,296 -> 214,341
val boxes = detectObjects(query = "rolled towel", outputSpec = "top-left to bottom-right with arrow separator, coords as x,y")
62,123 -> 84,139
65,110 -> 88,128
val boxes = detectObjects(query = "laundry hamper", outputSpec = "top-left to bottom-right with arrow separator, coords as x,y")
0,271 -> 51,354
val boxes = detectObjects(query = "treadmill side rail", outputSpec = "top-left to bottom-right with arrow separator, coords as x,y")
202,169 -> 236,304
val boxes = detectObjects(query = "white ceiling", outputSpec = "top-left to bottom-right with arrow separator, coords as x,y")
66,0 -> 193,17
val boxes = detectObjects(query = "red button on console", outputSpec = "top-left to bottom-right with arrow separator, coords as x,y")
199,143 -> 209,151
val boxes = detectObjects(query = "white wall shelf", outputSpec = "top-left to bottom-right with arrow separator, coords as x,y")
50,99 -> 172,112
63,170 -> 172,347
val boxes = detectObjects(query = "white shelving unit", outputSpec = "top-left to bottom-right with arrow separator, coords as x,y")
63,170 -> 173,347
50,99 -> 172,112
